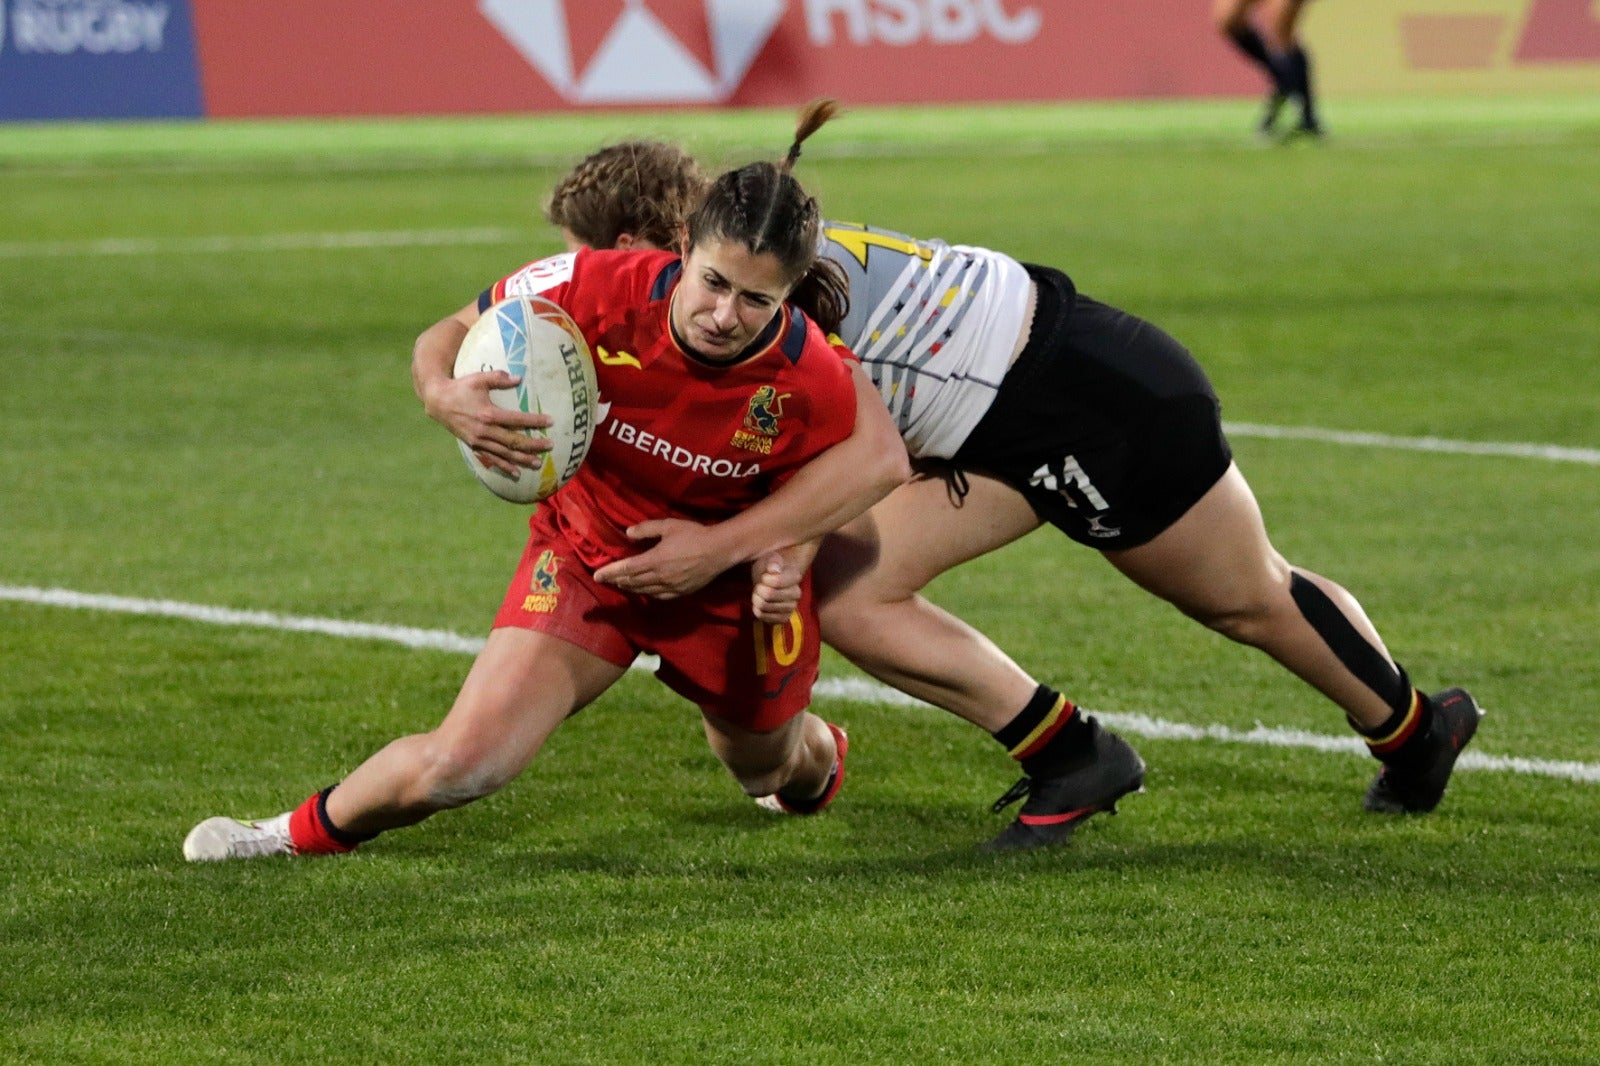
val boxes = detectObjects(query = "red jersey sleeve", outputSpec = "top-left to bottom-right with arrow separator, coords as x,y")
479,251 -> 578,312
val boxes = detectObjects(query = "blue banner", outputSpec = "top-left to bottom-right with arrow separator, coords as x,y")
0,0 -> 202,120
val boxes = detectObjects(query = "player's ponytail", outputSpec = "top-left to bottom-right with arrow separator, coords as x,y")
785,258 -> 848,338
782,98 -> 840,172
782,99 -> 847,335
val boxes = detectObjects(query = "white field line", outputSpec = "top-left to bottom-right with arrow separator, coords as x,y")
1225,422 -> 1600,466
4,583 -> 1596,786
0,227 -> 524,259
0,585 -> 484,654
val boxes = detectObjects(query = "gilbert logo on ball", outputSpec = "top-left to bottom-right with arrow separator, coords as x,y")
452,296 -> 598,503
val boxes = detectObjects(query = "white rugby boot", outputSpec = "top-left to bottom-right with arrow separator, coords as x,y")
183,812 -> 294,861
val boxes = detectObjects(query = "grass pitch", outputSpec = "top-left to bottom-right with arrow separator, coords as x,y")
2,97 -> 1598,1064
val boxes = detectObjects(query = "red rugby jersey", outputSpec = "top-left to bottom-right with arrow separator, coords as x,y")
482,248 -> 858,569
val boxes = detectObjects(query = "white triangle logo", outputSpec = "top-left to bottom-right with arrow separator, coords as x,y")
478,0 -> 788,105
577,5 -> 716,103
480,0 -> 574,93
707,0 -> 786,96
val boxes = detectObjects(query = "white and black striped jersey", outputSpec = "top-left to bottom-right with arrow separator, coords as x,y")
820,221 -> 1031,459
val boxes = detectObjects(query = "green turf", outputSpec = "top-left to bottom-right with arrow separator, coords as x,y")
2,98 -> 1598,1064
2,93 -> 1597,168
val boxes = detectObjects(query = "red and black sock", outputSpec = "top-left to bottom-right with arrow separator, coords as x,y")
287,785 -> 378,855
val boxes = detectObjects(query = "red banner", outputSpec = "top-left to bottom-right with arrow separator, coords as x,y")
191,1 -> 1257,118
1515,0 -> 1600,62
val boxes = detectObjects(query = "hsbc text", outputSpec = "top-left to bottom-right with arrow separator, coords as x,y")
804,0 -> 1041,47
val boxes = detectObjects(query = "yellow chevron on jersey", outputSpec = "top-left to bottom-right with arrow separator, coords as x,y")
596,345 -> 642,369
823,224 -> 934,267
819,219 -> 1031,460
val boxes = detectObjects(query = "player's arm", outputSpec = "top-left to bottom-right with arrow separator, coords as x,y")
412,300 -> 553,475
594,362 -> 908,599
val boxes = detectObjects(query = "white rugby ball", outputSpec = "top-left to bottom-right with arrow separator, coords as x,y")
452,295 -> 599,503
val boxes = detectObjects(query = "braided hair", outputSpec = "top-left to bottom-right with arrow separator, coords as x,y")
685,99 -> 850,336
544,141 -> 707,251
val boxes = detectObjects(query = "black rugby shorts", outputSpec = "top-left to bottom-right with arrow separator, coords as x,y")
953,265 -> 1232,550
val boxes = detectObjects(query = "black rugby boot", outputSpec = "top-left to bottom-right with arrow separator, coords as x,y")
984,716 -> 1145,851
1364,688 -> 1484,814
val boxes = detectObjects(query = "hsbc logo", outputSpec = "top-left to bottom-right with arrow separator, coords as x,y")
479,0 -> 786,105
807,1 -> 1041,46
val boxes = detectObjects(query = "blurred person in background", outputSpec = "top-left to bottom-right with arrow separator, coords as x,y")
1215,0 -> 1323,139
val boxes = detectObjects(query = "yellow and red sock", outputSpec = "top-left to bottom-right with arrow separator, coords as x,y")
1359,689 -> 1431,759
993,685 -> 1088,772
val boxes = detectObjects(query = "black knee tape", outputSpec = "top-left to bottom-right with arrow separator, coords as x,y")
1288,573 -> 1411,715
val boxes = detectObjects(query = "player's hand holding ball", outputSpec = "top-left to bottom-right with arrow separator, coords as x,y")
427,365 -> 554,476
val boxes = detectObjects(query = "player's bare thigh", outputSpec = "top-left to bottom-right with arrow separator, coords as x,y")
1099,462 -> 1290,622
1222,0 -> 1306,44
813,469 -> 1042,605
